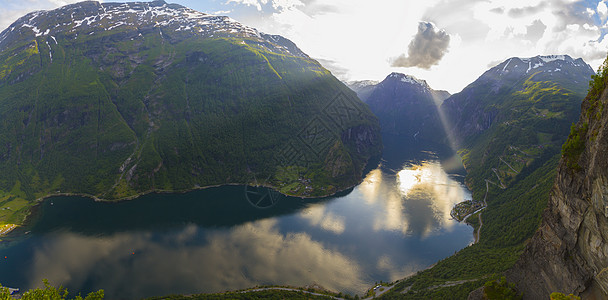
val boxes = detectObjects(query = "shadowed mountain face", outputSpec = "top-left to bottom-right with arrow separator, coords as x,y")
356,73 -> 450,144
0,0 -> 381,224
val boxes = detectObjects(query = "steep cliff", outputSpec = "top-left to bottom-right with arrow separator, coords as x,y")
508,59 -> 608,299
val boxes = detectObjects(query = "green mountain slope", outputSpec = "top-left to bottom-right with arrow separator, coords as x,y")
443,56 -> 593,199
378,55 -> 594,299
0,1 -> 381,226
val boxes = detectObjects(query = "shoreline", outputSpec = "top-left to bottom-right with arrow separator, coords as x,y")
2,179 -> 363,237
0,224 -> 17,236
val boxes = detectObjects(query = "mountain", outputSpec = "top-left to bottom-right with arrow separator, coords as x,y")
507,60 -> 608,299
0,1 -> 381,225
362,72 -> 451,141
378,55 -> 595,299
346,80 -> 379,102
441,55 -> 594,196
443,55 -> 594,141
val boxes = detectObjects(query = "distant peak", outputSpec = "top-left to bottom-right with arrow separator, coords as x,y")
386,72 -> 428,87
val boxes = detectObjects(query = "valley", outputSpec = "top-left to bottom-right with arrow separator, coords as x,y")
0,1 -> 607,299
0,0 -> 381,229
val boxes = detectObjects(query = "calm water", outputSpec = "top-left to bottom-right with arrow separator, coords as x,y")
0,137 -> 473,299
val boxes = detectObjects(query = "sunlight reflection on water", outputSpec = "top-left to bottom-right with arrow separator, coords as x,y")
0,148 -> 474,299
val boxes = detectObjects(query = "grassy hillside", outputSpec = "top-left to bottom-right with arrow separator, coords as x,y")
378,58 -> 592,298
0,3 -> 381,226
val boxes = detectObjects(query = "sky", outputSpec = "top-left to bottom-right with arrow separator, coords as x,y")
1,0 -> 607,93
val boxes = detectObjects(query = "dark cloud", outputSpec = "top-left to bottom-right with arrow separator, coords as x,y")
391,22 -> 450,69
508,2 -> 548,18
525,19 -> 547,42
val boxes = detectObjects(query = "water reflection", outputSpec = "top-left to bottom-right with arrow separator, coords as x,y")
0,137 -> 474,298
25,220 -> 366,299
300,205 -> 346,234
359,160 -> 471,238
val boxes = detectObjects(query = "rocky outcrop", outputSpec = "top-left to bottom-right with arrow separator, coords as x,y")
507,72 -> 608,299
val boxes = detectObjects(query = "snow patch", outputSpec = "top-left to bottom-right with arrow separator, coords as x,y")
388,73 -> 427,86
45,40 -> 52,63
6,1 -> 297,57
539,55 -> 567,63
502,58 -> 512,72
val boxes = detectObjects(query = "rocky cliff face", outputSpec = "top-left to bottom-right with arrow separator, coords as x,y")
507,66 -> 608,299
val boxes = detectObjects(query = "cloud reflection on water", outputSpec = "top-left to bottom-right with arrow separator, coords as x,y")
359,160 -> 471,238
27,219 -> 366,299
300,205 -> 346,234
17,154 -> 472,299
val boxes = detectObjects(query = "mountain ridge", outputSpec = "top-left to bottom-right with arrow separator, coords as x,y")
0,0 -> 381,226
441,54 -> 594,143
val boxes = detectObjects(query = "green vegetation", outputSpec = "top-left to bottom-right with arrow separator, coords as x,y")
550,292 -> 581,300
561,122 -> 588,170
450,200 -> 484,221
483,277 -> 522,300
0,17 -> 380,225
588,56 -> 608,101
380,58 -> 590,298
145,286 -> 356,300
1,280 -> 104,300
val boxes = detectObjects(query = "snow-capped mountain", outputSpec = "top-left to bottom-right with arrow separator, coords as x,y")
494,55 -> 593,76
482,55 -> 595,95
441,55 -> 595,140
0,0 -> 305,57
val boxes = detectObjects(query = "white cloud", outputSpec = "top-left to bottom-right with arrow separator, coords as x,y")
2,0 -> 607,93
598,0 -> 608,20
226,0 -> 268,11
233,0 -> 606,93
